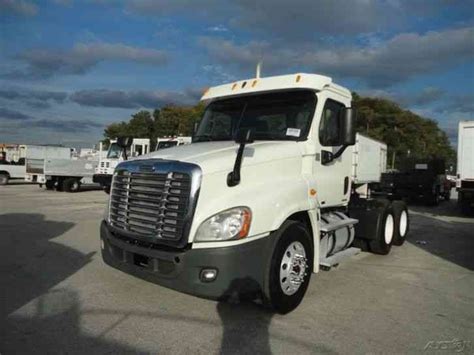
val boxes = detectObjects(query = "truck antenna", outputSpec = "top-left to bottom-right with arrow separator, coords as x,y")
256,60 -> 262,78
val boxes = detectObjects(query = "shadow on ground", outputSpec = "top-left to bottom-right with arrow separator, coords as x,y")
0,213 -> 94,318
408,200 -> 474,271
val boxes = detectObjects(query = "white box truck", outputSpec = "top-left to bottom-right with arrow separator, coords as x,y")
93,138 -> 150,191
457,121 -> 474,213
100,73 -> 409,313
25,145 -> 72,185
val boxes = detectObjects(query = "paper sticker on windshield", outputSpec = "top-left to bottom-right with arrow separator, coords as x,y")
286,128 -> 301,137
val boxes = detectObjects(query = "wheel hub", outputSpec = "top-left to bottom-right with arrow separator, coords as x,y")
280,241 -> 308,296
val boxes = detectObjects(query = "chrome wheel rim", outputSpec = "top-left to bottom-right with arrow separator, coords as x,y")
280,241 -> 308,296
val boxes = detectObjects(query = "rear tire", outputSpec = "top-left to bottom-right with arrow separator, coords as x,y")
0,173 -> 9,185
265,221 -> 313,314
45,180 -> 55,190
63,178 -> 81,193
391,201 -> 409,246
369,203 -> 394,255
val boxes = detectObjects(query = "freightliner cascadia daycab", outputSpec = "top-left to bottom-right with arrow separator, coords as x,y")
100,73 -> 409,314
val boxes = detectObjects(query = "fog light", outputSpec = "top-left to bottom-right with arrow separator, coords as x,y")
200,268 -> 217,282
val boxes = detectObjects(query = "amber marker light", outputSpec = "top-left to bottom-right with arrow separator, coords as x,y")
310,188 -> 317,196
296,74 -> 301,82
231,83 -> 237,90
238,209 -> 252,239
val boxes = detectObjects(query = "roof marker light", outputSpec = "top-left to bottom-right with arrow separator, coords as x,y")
241,81 -> 247,88
231,83 -> 237,90
252,80 -> 257,87
296,75 -> 301,82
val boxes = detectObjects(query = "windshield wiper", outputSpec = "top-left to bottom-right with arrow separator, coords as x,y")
193,135 -> 232,142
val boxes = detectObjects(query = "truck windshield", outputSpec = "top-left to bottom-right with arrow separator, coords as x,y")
157,141 -> 178,149
194,90 -> 316,142
107,143 -> 121,159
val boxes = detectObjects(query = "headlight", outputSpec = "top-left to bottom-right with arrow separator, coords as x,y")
194,207 -> 252,242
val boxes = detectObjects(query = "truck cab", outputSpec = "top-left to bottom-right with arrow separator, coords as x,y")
100,73 -> 409,313
156,136 -> 192,150
93,138 -> 150,191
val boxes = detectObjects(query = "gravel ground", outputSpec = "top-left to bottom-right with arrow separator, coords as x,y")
1,183 -> 473,354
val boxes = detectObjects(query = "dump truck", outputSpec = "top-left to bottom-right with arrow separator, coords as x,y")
100,73 -> 409,314
457,121 -> 474,213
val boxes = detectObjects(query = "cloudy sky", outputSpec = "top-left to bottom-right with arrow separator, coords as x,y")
0,0 -> 473,147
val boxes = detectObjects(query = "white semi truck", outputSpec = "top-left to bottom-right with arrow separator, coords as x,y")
457,121 -> 474,213
100,73 -> 409,313
93,138 -> 150,191
156,136 -> 192,150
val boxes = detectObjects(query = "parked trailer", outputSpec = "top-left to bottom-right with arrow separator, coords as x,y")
100,72 -> 409,314
457,121 -> 474,213
43,158 -> 99,192
375,159 -> 450,205
25,146 -> 72,185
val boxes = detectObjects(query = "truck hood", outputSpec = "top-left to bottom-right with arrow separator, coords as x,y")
136,141 -> 304,175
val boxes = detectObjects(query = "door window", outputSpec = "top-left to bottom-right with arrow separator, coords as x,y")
319,99 -> 344,146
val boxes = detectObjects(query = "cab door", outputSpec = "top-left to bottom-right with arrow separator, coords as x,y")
313,95 -> 352,207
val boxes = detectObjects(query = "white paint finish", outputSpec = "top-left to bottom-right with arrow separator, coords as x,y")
457,121 -> 474,181
201,73 -> 351,102
309,91 -> 352,207
352,133 -> 387,184
0,164 -> 26,179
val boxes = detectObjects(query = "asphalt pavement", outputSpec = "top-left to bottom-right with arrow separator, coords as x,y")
1,183 -> 473,354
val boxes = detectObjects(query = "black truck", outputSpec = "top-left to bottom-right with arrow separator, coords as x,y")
374,159 -> 451,205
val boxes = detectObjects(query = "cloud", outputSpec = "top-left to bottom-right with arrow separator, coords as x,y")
0,88 -> 68,108
207,25 -> 228,32
0,107 -> 32,120
30,118 -> 102,132
436,93 -> 474,114
0,0 -> 38,16
70,88 -> 201,109
52,0 -> 73,6
4,42 -> 169,79
200,27 -> 474,88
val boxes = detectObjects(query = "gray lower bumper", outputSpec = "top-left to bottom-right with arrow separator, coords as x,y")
100,221 -> 271,300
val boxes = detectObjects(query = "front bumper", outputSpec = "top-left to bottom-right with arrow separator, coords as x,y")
100,221 -> 271,300
93,174 -> 112,186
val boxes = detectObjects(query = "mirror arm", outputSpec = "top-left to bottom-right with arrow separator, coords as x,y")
122,148 -> 128,161
227,142 -> 246,187
322,144 -> 348,165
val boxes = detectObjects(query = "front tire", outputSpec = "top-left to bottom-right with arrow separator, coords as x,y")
0,173 -> 9,185
63,178 -> 81,193
265,221 -> 313,314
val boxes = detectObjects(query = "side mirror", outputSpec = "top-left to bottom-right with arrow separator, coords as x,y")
341,108 -> 356,146
116,136 -> 133,149
234,128 -> 254,144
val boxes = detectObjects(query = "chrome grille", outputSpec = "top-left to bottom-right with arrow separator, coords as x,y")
109,169 -> 192,242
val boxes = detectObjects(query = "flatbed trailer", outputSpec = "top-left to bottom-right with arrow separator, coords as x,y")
43,158 -> 99,192
375,160 -> 450,205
